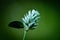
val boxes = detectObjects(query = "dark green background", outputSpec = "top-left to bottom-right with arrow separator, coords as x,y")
0,0 -> 60,40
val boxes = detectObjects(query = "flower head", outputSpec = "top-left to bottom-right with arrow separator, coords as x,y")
22,9 -> 40,31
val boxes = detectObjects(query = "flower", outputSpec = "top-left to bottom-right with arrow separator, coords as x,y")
22,9 -> 40,31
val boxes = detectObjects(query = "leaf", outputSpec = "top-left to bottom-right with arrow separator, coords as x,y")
8,21 -> 24,28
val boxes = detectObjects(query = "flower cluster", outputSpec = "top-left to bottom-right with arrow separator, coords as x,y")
22,9 -> 40,30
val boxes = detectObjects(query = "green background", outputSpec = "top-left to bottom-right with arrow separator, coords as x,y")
0,0 -> 60,40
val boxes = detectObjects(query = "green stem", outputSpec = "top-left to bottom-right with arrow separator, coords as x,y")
23,29 -> 27,40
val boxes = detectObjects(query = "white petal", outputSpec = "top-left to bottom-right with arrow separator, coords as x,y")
28,10 -> 31,18
22,18 -> 26,23
31,9 -> 36,16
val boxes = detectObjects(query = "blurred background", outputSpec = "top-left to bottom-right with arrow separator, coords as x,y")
0,0 -> 60,40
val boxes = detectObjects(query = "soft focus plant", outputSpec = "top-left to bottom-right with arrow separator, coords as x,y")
22,9 -> 40,40
9,9 -> 40,40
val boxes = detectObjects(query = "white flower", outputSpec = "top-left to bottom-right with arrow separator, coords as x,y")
22,9 -> 40,31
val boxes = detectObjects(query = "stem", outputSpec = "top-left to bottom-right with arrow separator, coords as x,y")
23,29 -> 27,40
